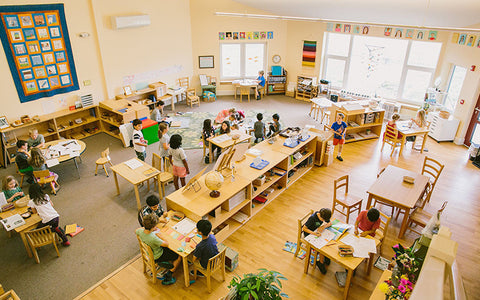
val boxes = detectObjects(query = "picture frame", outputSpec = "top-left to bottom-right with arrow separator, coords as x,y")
123,85 -> 132,96
0,116 -> 9,129
199,55 -> 214,69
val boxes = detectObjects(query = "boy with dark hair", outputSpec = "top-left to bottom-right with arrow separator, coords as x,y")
354,207 -> 381,237
15,140 -> 34,183
267,113 -> 281,137
254,113 -> 265,143
138,195 -> 168,226
302,208 -> 332,274
136,214 -> 181,285
132,119 -> 148,161
190,219 -> 219,278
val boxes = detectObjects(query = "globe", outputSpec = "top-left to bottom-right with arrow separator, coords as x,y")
205,171 -> 224,198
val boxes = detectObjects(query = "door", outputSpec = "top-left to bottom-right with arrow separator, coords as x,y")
464,94 -> 480,146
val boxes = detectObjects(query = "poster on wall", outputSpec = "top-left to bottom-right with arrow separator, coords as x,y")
0,4 -> 79,103
302,40 -> 316,68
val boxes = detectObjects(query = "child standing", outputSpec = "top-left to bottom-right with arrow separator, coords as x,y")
354,208 -> 381,237
256,71 -> 266,100
330,113 -> 347,161
202,119 -> 218,163
267,113 -> 281,137
302,208 -> 332,274
2,175 -> 24,202
158,123 -> 170,169
132,119 -> 148,161
191,219 -> 219,277
28,183 -> 70,246
169,134 -> 190,190
29,147 -> 59,188
254,113 -> 266,143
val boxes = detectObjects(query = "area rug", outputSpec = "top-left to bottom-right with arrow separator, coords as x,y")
282,241 -> 307,259
167,110 -> 281,149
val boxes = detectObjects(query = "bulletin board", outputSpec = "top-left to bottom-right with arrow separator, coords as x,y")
0,4 -> 79,103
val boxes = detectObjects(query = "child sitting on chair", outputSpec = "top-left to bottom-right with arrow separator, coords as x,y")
29,147 -> 59,190
138,195 -> 168,226
354,207 -> 380,237
2,175 -> 24,202
387,113 -> 403,140
302,208 -> 332,274
190,219 -> 219,278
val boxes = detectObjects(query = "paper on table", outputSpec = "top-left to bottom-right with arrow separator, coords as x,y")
340,234 -> 377,258
69,151 -> 80,158
124,158 -> 143,170
1,214 -> 26,231
212,134 -> 232,144
46,158 -> 59,168
305,229 -> 336,249
172,218 -> 196,236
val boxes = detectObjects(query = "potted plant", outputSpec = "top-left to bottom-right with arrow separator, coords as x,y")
227,268 -> 289,300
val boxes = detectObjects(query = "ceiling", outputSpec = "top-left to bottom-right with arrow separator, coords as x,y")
232,0 -> 480,29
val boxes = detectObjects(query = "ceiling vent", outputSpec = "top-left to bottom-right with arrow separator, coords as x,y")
111,14 -> 150,30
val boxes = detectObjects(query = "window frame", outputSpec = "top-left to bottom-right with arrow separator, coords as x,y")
220,42 -> 267,80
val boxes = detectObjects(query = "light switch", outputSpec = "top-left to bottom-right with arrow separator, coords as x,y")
83,80 -> 91,86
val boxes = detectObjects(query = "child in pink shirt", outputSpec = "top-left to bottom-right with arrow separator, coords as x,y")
354,208 -> 381,237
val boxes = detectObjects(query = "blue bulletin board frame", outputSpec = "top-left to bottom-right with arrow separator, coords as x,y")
0,4 -> 79,103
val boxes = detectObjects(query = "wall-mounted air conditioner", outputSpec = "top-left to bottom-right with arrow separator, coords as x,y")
111,14 -> 150,30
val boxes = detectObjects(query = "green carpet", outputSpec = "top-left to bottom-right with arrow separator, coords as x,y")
168,110 -> 281,149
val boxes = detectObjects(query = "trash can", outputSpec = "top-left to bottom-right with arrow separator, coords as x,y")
469,143 -> 480,161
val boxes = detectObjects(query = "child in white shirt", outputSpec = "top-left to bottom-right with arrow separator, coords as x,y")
132,119 -> 148,161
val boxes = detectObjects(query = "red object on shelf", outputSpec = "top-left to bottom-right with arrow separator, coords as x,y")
253,196 -> 267,203
69,106 -> 76,111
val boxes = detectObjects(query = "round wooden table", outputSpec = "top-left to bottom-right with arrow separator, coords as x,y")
42,139 -> 86,177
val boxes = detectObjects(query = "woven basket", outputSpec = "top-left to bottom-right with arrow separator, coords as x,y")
14,196 -> 29,208
439,110 -> 450,119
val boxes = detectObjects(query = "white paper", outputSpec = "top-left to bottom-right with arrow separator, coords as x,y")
340,234 -> 377,258
1,214 -> 26,231
305,235 -> 329,250
0,192 -> 7,207
124,158 -> 143,170
212,134 -> 232,144
246,148 -> 263,157
172,218 -> 196,236
46,158 -> 59,168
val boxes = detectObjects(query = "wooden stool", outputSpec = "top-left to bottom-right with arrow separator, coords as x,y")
332,175 -> 363,224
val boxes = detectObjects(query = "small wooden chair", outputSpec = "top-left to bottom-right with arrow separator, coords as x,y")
239,86 -> 250,102
25,227 -> 60,264
0,289 -> 20,300
406,201 -> 448,236
381,124 -> 402,156
421,156 -> 444,202
332,175 -> 363,224
373,211 -> 391,255
95,148 -> 113,177
136,235 -> 159,284
295,210 -> 314,257
152,153 -> 174,198
193,247 -> 227,293
186,88 -> 200,108
176,77 -> 189,100
33,170 -> 58,195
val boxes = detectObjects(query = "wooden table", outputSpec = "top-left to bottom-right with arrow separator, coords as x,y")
157,211 -> 202,287
309,97 -> 332,124
110,158 -> 161,210
233,80 -> 258,100
304,232 -> 379,300
366,165 -> 429,238
43,139 -> 87,178
167,87 -> 187,112
0,206 -> 42,257
396,121 -> 430,155
369,269 -> 392,300
207,131 -> 252,164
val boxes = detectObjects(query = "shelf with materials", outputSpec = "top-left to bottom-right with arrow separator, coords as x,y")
252,186 -> 285,216
252,173 -> 286,199
286,165 -> 314,187
296,75 -> 318,101
267,71 -> 287,95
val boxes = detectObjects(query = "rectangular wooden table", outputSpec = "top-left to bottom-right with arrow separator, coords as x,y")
366,165 -> 429,238
0,206 -> 42,257
207,131 -> 252,164
110,158 -> 161,210
304,232 -> 379,300
396,121 -> 430,155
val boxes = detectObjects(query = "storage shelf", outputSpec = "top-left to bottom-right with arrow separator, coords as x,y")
252,174 -> 284,198
57,118 -> 98,132
289,151 -> 314,169
100,118 -> 122,128
208,199 -> 251,229
252,187 -> 284,216
345,135 -> 379,143
103,130 -> 121,139
286,166 -> 313,187
347,122 -> 382,130
216,219 -> 244,243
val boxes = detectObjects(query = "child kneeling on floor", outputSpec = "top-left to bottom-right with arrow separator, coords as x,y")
190,219 -> 219,278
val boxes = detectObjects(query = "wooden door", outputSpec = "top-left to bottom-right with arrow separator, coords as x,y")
464,94 -> 480,146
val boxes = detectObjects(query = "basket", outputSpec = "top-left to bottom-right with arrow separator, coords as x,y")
14,196 -> 29,208
439,110 -> 450,119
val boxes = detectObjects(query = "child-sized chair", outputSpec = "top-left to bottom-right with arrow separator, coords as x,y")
192,247 -> 227,293
332,175 -> 362,224
381,124 -> 402,156
26,227 -> 60,264
295,210 -> 314,257
186,88 -> 200,108
33,170 -> 59,195
95,148 -> 113,177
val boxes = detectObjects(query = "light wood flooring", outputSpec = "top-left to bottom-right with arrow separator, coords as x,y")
78,135 -> 480,300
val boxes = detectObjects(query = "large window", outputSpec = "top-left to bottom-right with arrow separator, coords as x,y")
322,33 -> 442,103
444,65 -> 467,112
220,43 -> 265,79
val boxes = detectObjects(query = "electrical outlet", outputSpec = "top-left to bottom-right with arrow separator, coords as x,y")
83,80 -> 91,86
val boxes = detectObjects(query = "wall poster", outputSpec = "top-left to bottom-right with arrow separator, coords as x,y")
0,4 -> 79,103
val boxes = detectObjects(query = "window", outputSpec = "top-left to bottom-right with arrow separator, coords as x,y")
322,33 -> 442,103
444,65 -> 467,111
220,43 -> 265,79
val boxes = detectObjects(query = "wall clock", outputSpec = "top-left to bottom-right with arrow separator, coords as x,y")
272,54 -> 281,64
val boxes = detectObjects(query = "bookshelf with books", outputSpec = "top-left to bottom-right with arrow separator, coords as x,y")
296,75 -> 318,101
267,69 -> 287,95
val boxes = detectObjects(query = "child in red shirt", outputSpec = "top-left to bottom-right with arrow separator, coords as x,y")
354,208 -> 381,237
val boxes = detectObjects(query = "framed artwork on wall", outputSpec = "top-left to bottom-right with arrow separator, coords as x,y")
199,55 -> 214,69
0,116 -> 9,129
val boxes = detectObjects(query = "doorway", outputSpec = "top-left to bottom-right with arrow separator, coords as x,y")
464,93 -> 480,147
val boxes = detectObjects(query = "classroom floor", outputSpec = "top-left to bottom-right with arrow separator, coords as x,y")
1,95 -> 479,300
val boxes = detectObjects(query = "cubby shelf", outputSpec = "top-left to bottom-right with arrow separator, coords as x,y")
208,199 -> 251,229
286,166 -> 313,187
289,151 -> 314,169
252,187 -> 285,216
252,174 -> 284,198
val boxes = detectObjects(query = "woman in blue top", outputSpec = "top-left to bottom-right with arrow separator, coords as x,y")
256,70 -> 265,100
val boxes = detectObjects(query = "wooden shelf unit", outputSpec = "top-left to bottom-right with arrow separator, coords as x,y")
0,106 -> 101,167
267,71 -> 287,95
329,102 -> 385,143
166,136 -> 317,242
296,75 -> 318,101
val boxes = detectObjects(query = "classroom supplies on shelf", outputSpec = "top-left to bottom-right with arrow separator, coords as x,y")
283,138 -> 299,148
250,159 -> 269,170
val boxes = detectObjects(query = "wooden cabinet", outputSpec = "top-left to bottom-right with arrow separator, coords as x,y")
329,102 -> 385,143
267,71 -> 287,95
296,75 -> 318,101
166,136 -> 317,242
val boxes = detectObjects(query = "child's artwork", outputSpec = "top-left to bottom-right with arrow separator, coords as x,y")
326,23 -> 333,32
451,33 -> 459,43
267,31 -> 273,39
384,27 -> 392,36
458,34 -> 467,45
335,23 -> 342,32
218,32 -> 225,40
226,32 -> 232,40
260,31 -> 266,39
405,29 -> 414,39
353,25 -> 361,34
343,24 -> 351,33
362,26 -> 369,34
246,32 -> 253,39
253,32 -> 259,39
233,32 -> 239,40
240,32 -> 245,39
416,30 -> 425,40
0,4 -> 79,103
428,30 -> 437,41
394,29 -> 403,38
466,35 -> 476,47
477,37 -> 480,48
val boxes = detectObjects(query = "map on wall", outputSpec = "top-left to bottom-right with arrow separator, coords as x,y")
0,4 -> 79,103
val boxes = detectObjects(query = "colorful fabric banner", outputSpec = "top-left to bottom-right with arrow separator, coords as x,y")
302,40 -> 316,67
0,4 -> 79,103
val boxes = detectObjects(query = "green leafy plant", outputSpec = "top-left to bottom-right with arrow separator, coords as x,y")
228,268 -> 289,300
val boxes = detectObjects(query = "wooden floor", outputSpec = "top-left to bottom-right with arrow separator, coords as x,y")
78,137 -> 480,300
